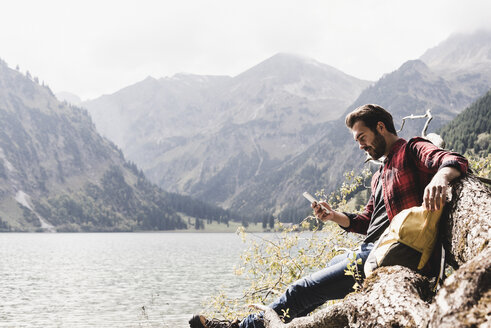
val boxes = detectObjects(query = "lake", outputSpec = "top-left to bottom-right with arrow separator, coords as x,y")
0,233 -> 249,327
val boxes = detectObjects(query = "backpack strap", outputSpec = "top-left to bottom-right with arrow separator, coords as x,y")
433,244 -> 446,292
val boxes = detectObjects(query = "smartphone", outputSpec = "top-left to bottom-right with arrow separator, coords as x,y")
302,192 -> 318,203
303,192 -> 331,215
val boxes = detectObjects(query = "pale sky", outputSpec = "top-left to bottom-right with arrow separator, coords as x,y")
1,0 -> 490,100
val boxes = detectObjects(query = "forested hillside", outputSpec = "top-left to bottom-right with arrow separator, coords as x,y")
439,89 -> 491,155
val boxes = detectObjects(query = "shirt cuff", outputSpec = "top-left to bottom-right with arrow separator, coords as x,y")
340,212 -> 356,231
440,160 -> 465,173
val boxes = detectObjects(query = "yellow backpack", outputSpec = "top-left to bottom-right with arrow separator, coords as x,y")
364,206 -> 443,277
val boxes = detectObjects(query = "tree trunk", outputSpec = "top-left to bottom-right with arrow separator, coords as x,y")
260,175 -> 491,328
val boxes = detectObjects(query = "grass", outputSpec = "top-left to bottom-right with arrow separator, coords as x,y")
176,215 -> 269,233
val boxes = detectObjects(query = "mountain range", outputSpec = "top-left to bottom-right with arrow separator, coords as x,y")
81,30 -> 491,221
0,60 -> 242,231
83,54 -> 371,213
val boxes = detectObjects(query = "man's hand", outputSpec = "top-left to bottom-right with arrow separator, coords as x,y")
423,167 -> 461,211
311,201 -> 334,222
311,201 -> 351,227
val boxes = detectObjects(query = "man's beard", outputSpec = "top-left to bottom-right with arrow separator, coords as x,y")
366,131 -> 387,160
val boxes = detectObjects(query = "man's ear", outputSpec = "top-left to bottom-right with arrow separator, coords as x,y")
377,121 -> 386,133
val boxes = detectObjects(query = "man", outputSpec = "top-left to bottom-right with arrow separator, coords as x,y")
190,104 -> 468,328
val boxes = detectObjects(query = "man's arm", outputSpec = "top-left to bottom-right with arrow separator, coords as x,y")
424,166 -> 461,211
409,138 -> 468,176
409,138 -> 468,211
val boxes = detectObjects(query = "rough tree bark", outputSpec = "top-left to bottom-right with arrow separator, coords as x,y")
258,175 -> 491,328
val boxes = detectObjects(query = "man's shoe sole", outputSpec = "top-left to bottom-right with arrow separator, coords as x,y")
189,315 -> 206,328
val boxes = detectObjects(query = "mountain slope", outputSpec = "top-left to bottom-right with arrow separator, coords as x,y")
56,91 -> 82,106
84,74 -> 232,150
420,30 -> 491,101
421,30 -> 491,74
0,59 -> 239,231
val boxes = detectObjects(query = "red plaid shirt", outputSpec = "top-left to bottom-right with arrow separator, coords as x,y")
344,137 -> 468,235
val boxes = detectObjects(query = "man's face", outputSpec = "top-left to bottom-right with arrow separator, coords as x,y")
351,121 -> 387,160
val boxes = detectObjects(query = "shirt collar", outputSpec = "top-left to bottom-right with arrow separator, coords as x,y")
385,138 -> 406,162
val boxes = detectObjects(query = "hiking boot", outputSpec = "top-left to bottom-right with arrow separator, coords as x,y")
189,314 -> 240,328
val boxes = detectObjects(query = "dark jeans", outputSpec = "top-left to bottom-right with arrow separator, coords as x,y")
239,243 -> 373,328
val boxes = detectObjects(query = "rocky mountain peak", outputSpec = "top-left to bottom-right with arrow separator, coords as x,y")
388,60 -> 432,80
235,52 -> 359,84
398,59 -> 430,72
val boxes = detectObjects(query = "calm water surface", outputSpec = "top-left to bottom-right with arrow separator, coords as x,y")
0,233 -> 248,327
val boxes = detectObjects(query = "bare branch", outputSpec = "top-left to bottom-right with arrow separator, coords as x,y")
397,109 -> 433,137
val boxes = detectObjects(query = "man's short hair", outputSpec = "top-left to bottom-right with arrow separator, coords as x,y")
345,104 -> 397,135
